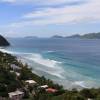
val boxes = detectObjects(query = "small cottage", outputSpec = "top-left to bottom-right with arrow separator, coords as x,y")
8,90 -> 24,100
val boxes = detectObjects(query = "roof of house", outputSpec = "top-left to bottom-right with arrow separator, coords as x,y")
88,99 -> 93,100
40,85 -> 48,88
25,80 -> 37,84
46,88 -> 57,93
10,70 -> 14,73
8,90 -> 24,96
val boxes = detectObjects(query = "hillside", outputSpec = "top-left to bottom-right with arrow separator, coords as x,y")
82,32 -> 100,39
51,35 -> 64,39
0,35 -> 10,46
51,32 -> 100,39
68,32 -> 100,39
0,51 -> 63,99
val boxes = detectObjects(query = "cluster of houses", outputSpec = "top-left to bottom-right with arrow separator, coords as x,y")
8,80 -> 58,100
8,64 -> 58,100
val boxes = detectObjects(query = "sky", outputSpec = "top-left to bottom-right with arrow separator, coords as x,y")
0,0 -> 100,37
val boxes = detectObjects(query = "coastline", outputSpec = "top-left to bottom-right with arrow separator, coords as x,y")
0,48 -> 88,90
0,46 -> 100,90
0,48 -> 100,99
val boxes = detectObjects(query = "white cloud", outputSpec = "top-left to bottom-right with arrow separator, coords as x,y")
0,0 -> 15,3
0,0 -> 84,5
13,0 -> 100,27
1,0 -> 100,35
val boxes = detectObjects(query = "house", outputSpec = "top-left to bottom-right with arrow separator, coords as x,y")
11,64 -> 21,71
46,88 -> 57,93
25,80 -> 37,84
88,99 -> 93,100
25,80 -> 37,86
38,85 -> 48,92
40,85 -> 48,89
8,90 -> 24,100
25,80 -> 37,91
10,70 -> 14,73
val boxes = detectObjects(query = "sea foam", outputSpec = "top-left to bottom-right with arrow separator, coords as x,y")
23,53 -> 65,79
0,48 -> 97,89
26,53 -> 62,68
74,81 -> 87,88
0,48 -> 16,54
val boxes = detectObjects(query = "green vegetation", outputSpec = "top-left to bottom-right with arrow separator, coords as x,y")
51,89 -> 100,100
0,51 -> 63,99
0,51 -> 100,100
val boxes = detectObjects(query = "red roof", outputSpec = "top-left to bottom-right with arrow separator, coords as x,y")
46,88 -> 57,93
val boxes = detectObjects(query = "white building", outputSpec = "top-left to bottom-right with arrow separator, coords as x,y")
25,80 -> 37,85
8,90 -> 24,100
40,85 -> 48,89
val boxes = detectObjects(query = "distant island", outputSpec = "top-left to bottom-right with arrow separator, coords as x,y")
0,35 -> 10,46
51,32 -> 100,39
51,35 -> 64,39
83,32 -> 100,39
24,36 -> 38,39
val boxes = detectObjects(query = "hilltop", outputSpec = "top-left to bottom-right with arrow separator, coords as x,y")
67,32 -> 100,39
0,35 -> 10,46
51,32 -> 100,39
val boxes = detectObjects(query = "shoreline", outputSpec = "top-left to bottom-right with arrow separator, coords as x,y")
0,48 -> 84,90
15,55 -> 85,90
0,48 -> 99,90
0,48 -> 100,99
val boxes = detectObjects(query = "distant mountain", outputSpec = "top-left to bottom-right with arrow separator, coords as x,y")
67,34 -> 81,38
51,32 -> 100,39
68,32 -> 100,39
82,32 -> 100,39
51,35 -> 64,39
0,35 -> 10,46
25,36 -> 38,39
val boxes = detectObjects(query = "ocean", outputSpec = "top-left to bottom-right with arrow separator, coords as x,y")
1,38 -> 100,89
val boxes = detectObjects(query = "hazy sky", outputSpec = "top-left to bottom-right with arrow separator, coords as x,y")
0,0 -> 100,37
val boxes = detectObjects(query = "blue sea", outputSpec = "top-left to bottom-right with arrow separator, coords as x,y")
1,38 -> 100,89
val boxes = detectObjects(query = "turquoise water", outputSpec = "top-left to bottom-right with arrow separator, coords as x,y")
1,38 -> 100,89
